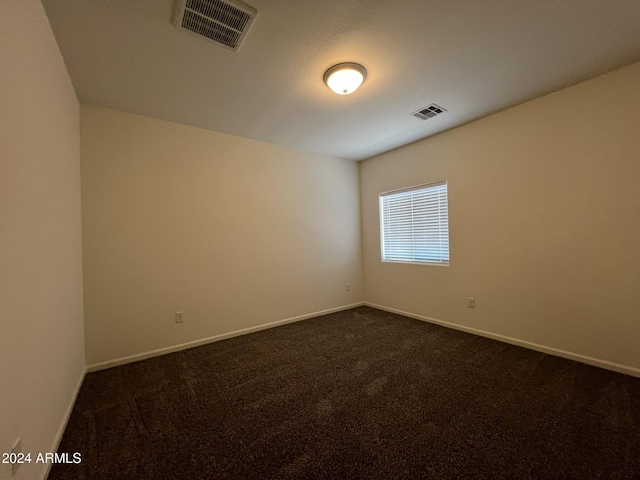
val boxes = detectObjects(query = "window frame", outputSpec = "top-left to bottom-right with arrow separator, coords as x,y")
379,181 -> 450,266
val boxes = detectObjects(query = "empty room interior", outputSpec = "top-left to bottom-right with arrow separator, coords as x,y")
2,0 -> 640,478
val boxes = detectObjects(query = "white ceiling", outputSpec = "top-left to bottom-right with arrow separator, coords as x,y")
42,0 -> 640,161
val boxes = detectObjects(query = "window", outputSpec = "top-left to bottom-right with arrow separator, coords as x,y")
379,181 -> 449,265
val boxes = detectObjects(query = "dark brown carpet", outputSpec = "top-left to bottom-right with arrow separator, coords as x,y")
50,306 -> 640,479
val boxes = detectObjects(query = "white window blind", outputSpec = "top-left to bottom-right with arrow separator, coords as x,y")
379,181 -> 449,265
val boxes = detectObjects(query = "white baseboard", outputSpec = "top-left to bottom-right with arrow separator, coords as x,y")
42,367 -> 86,480
365,302 -> 640,378
87,302 -> 365,372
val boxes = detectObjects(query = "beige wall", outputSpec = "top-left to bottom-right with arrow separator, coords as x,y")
0,1 -> 85,479
81,106 -> 363,366
361,61 -> 640,372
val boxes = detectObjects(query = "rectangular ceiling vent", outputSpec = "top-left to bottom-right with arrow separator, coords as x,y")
412,104 -> 447,121
172,0 -> 257,52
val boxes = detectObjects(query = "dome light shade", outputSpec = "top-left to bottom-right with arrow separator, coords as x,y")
323,63 -> 367,95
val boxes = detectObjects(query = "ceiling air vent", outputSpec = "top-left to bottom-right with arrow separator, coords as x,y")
172,0 -> 257,52
412,103 -> 447,121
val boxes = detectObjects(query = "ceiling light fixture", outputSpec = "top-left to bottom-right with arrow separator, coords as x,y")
323,63 -> 367,95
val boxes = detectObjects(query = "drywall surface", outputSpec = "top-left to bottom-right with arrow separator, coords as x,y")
360,61 -> 640,371
81,106 -> 363,365
0,1 -> 85,479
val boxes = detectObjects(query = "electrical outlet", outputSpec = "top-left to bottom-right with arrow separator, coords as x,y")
346,283 -> 351,291
11,437 -> 21,476
175,311 -> 184,323
467,297 -> 475,308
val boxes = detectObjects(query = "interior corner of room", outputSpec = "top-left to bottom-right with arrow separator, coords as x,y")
2,0 -> 640,478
